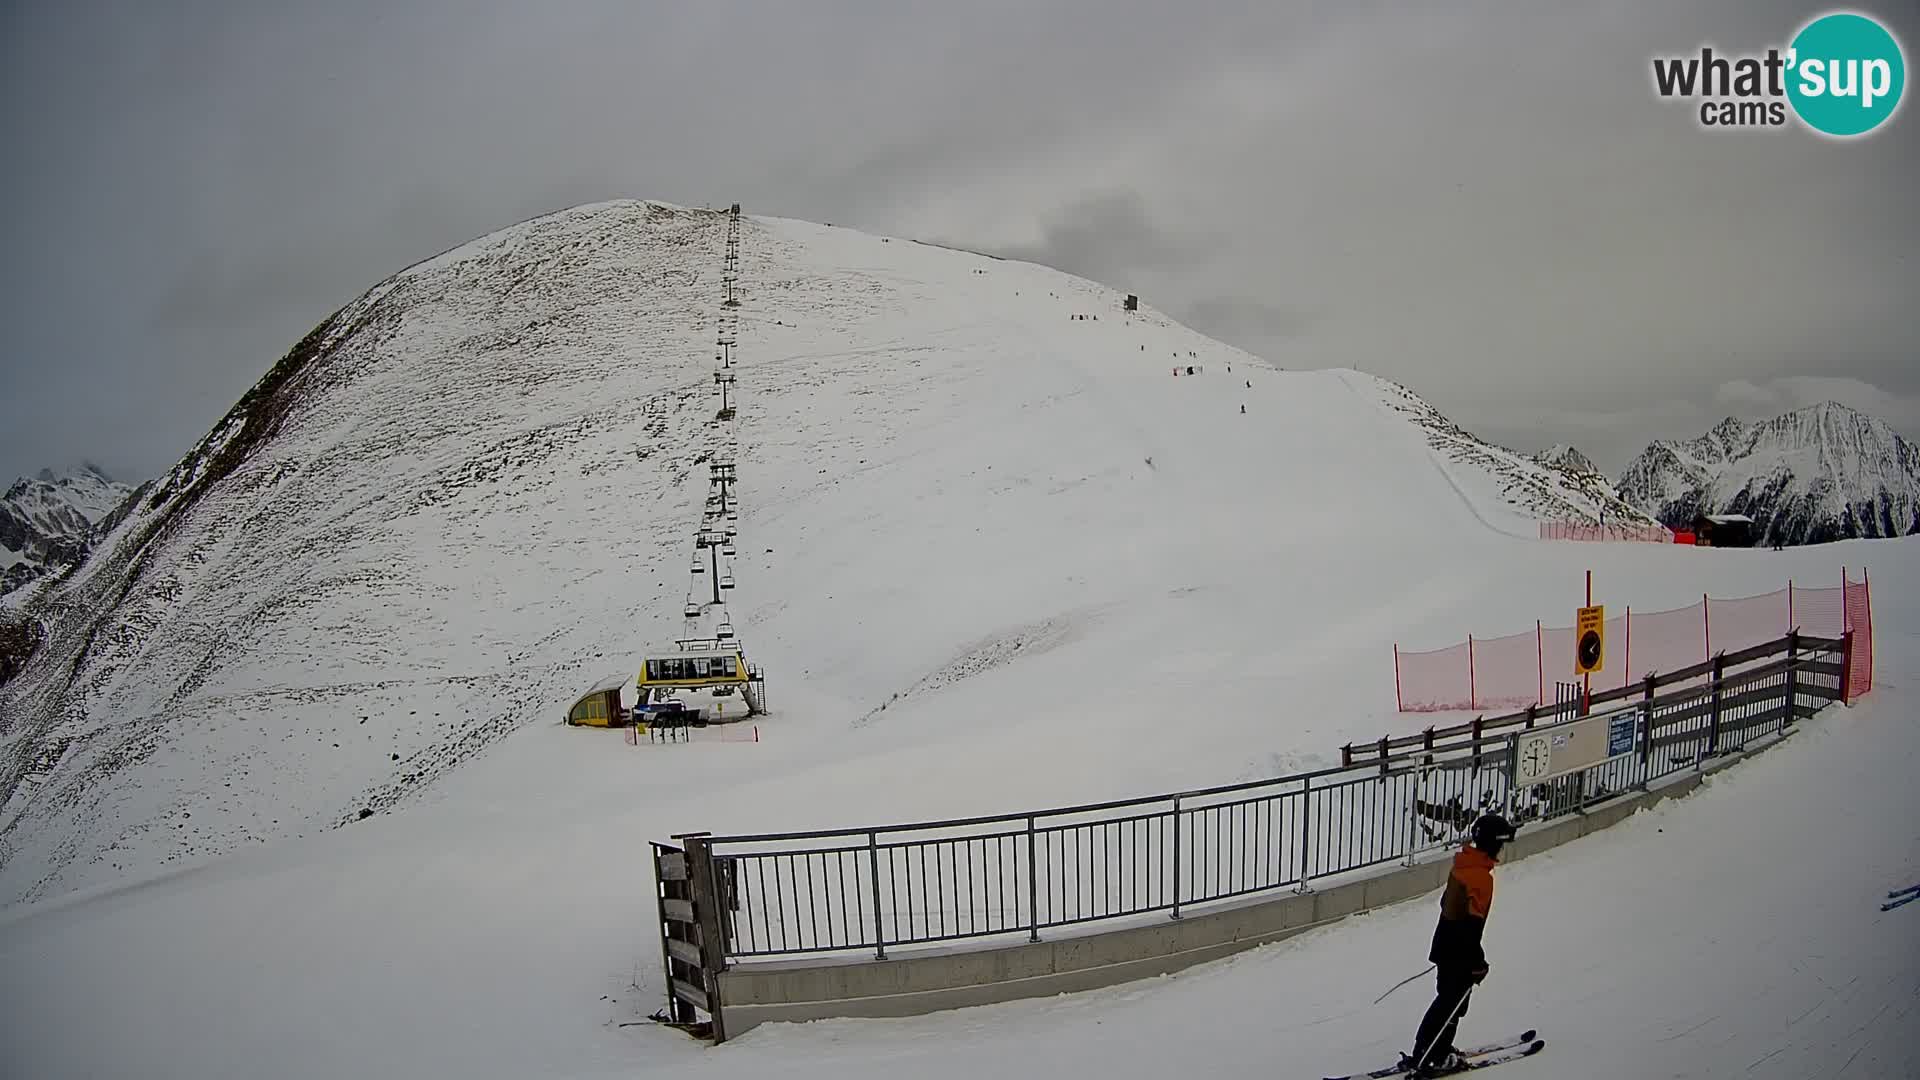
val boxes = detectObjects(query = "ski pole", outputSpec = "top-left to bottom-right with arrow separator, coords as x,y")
1411,984 -> 1474,1075
1374,965 -> 1435,1005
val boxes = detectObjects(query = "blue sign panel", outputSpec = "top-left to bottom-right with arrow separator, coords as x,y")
1607,712 -> 1636,758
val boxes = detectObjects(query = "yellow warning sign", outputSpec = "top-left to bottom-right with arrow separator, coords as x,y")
1575,604 -> 1605,675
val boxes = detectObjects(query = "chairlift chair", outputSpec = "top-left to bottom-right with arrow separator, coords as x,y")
715,620 -> 736,641
683,598 -> 701,618
690,557 -> 705,574
721,541 -> 736,557
719,573 -> 736,590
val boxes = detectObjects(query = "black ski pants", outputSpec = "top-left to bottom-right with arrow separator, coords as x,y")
1410,966 -> 1476,1068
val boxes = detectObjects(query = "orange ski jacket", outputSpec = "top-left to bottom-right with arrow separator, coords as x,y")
1428,843 -> 1496,970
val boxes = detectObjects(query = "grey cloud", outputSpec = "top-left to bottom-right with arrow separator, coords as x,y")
1713,377 -> 1920,435
982,189 -> 1201,283
3,0 -> 1916,489
1180,297 -> 1321,346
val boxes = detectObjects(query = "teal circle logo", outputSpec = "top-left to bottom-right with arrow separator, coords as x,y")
1786,12 -> 1906,136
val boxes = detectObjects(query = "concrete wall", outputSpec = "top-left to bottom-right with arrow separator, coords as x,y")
713,733 -> 1783,1039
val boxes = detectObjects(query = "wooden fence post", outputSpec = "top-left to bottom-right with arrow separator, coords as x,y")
680,833 -> 730,1042
1782,630 -> 1799,732
1705,653 -> 1726,761
1839,629 -> 1854,705
1639,672 -> 1657,786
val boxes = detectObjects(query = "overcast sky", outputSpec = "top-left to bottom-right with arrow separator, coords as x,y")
3,0 -> 1915,486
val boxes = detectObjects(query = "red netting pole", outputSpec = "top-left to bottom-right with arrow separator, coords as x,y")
1623,605 -> 1631,690
1863,569 -> 1874,694
1468,634 -> 1477,711
1788,579 -> 1795,631
1394,643 -> 1404,712
1536,620 -> 1544,704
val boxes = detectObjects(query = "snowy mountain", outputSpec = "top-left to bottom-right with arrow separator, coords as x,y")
1533,443 -> 1598,475
0,199 -> 1770,906
0,197 -> 1915,1080
1376,387 -> 1661,529
1616,403 -> 1920,546
0,464 -> 135,597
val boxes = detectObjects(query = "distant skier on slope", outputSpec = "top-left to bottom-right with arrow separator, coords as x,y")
1403,813 -> 1517,1077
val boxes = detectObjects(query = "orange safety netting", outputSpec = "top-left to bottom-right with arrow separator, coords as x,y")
1538,521 -> 1673,543
1395,571 -> 1874,712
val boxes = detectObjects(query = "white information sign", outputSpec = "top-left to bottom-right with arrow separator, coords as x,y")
1511,707 -> 1639,787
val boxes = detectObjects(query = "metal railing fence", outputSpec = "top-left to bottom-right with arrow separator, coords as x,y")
665,632 -> 1845,964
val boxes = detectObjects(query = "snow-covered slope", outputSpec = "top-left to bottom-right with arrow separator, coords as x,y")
0,542 -> 1910,1080
0,464 -> 133,596
1617,404 -> 1920,545
0,200 -> 1859,910
0,196 -> 1914,1079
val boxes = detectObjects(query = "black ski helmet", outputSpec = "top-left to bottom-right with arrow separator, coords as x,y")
1471,813 -> 1517,856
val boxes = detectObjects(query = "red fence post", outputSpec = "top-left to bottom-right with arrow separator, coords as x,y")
1536,620 -> 1544,705
1623,605 -> 1632,690
1788,580 -> 1794,631
1867,571 -> 1875,692
1394,644 -> 1404,712
1468,634 -> 1477,710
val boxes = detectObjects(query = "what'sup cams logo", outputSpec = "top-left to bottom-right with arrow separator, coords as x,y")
1652,11 -> 1905,136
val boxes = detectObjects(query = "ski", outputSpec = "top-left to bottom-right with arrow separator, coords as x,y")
1322,1031 -> 1538,1080
1887,884 -> 1920,900
1426,1040 -> 1546,1074
1884,892 -> 1919,912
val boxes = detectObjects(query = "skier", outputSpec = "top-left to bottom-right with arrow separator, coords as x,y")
1404,812 -> 1518,1077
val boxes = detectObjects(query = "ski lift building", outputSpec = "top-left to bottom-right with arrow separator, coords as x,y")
565,672 -> 630,727
636,638 -> 767,715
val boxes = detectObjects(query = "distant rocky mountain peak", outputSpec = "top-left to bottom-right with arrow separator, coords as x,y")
1615,401 -> 1920,545
1534,444 -> 1601,476
2,465 -> 136,596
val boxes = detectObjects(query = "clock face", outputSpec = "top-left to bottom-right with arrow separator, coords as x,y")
1578,630 -> 1602,672
1516,734 -> 1552,782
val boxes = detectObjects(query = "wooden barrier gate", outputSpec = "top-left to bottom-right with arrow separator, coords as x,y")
651,834 -> 730,1040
